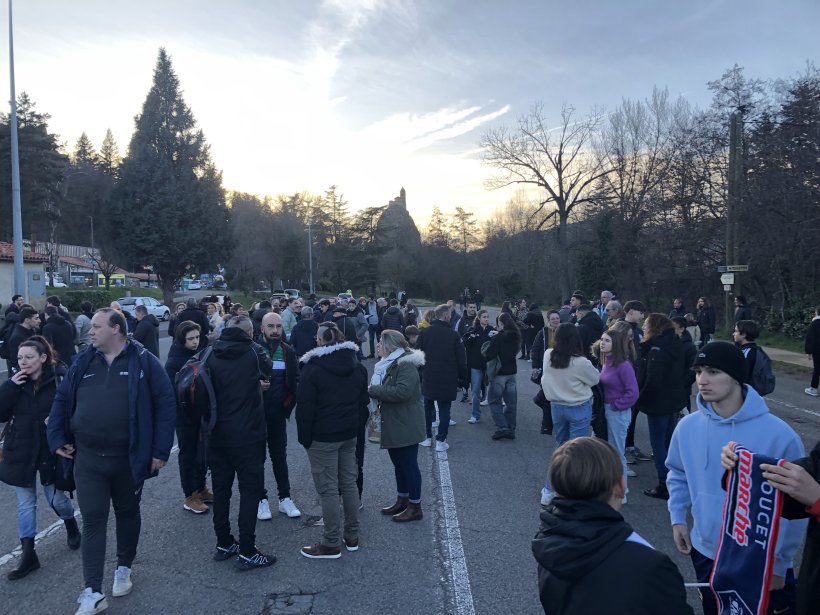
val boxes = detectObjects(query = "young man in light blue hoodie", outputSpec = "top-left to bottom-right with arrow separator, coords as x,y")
665,341 -> 806,615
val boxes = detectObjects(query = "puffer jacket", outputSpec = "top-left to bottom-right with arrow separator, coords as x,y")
367,349 -> 426,448
636,329 -> 687,415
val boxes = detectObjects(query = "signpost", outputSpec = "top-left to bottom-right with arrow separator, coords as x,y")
720,273 -> 735,285
718,265 -> 749,333
717,265 -> 749,273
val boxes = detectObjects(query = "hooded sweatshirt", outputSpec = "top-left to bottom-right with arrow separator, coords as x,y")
666,386 -> 807,577
133,314 -> 160,357
532,498 -> 692,615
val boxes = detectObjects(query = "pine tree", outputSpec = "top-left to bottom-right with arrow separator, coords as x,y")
109,48 -> 231,304
425,206 -> 451,248
98,129 -> 121,178
73,132 -> 98,165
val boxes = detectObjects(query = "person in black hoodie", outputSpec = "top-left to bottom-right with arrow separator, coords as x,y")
289,306 -> 319,357
207,316 -> 275,569
296,322 -> 369,559
7,307 -> 40,373
132,305 -> 160,358
164,321 -> 210,515
380,299 -> 404,333
41,305 -> 76,366
636,314 -> 687,500
532,437 -> 692,615
575,303 -> 604,361
176,298 -> 210,351
462,309 -> 494,423
522,304 -> 545,360
482,312 -> 520,440
0,337 -> 80,581
671,316 -> 697,413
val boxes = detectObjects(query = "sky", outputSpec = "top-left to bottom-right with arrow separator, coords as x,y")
3,0 -> 819,226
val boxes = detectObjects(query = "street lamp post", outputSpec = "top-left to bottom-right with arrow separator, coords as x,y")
307,221 -> 314,295
8,0 -> 25,299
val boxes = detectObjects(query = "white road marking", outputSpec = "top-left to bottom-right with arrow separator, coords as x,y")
0,445 -> 180,568
768,396 -> 820,419
436,448 -> 476,615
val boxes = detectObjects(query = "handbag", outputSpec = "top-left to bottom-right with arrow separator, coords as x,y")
367,410 -> 381,444
481,340 -> 501,381
590,384 -> 607,441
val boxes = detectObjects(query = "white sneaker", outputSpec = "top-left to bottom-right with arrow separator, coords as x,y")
112,566 -> 132,597
449,419 -> 457,426
420,438 -> 432,447
257,498 -> 272,520
540,488 -> 553,507
435,440 -> 449,452
76,588 -> 108,615
278,497 -> 301,518
432,420 -> 439,428
627,469 -> 637,477
467,417 -> 478,424
805,387 -> 818,397
480,399 -> 489,406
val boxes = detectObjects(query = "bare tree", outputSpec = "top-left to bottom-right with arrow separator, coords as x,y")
480,104 -> 610,299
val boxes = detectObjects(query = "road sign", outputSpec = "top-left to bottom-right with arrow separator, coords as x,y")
720,273 -> 735,285
717,265 -> 749,273
724,284 -> 732,291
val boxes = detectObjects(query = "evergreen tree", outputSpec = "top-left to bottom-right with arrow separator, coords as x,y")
425,206 -> 451,248
72,132 -> 98,165
109,48 -> 231,304
98,128 -> 121,178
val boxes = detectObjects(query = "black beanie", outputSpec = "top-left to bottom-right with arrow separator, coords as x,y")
692,341 -> 746,385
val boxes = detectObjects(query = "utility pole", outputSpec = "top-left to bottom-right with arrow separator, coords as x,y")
307,221 -> 314,295
8,0 -> 25,300
724,112 -> 743,332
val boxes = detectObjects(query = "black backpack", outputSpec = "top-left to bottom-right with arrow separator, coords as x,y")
749,346 -> 776,396
175,346 -> 217,434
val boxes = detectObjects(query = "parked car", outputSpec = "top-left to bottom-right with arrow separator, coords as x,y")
187,280 -> 202,290
46,273 -> 68,288
117,297 -> 171,321
270,293 -> 288,304
284,288 -> 302,299
337,293 -> 353,303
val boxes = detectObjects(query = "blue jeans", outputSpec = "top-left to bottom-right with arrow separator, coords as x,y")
16,484 -> 75,538
647,413 -> 677,484
489,374 -> 517,430
605,404 -> 631,491
424,398 -> 451,442
470,368 -> 485,419
544,400 -> 592,492
388,444 -> 421,502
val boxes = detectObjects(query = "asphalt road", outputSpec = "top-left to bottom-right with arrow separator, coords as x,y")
0,319 -> 818,614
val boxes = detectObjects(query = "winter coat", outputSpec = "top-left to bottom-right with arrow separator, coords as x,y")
281,307 -> 298,339
523,308 -> 546,334
679,330 -> 697,390
636,329 -> 687,416
164,341 -> 197,386
0,364 -> 72,489
805,316 -> 820,356
481,329 -> 520,376
207,327 -> 272,448
454,311 -> 475,337
576,312 -> 605,360
462,324 -> 494,370
404,303 -> 419,327
176,307 -> 210,350
367,349 -> 427,448
531,327 -> 557,371
133,314 -> 160,358
296,341 -> 369,448
347,307 -> 369,340
734,303 -> 753,323
668,306 -> 687,319
7,324 -> 36,372
290,318 -> 319,356
417,320 -> 467,401
381,306 -> 405,333
75,311 -> 93,350
332,314 -> 359,345
696,306 -> 716,336
532,498 -> 692,615
47,340 -> 177,484
256,336 -> 299,418
781,439 -> 820,615
42,313 -> 77,365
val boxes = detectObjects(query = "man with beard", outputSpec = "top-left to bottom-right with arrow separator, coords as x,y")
255,312 -> 302,521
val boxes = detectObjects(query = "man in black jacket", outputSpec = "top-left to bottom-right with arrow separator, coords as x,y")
207,316 -> 275,569
132,305 -> 160,357
7,307 -> 39,373
255,312 -> 302,521
533,437 -> 692,615
575,303 -> 604,362
176,298 -> 210,351
380,299 -> 404,333
417,304 -> 467,452
42,305 -> 77,365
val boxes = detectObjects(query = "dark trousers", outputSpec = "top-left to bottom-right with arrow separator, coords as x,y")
625,406 -> 640,448
74,451 -> 143,593
533,390 -> 553,431
368,324 -> 378,357
812,354 -> 820,388
424,398 -> 451,441
647,413 -> 676,483
209,443 -> 265,556
521,330 -> 534,358
261,410 -> 290,501
690,548 -> 796,615
176,420 -> 207,497
355,419 -> 366,498
388,445 -> 421,502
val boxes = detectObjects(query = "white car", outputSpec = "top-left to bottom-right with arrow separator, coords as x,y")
117,297 -> 171,321
187,280 -> 202,290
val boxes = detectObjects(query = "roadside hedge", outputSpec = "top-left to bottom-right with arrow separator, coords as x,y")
54,290 -> 126,312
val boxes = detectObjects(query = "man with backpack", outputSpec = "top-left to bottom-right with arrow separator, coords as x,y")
206,315 -> 275,569
733,319 -> 776,396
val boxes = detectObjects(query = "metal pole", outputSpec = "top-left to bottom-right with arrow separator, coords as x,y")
725,112 -> 740,332
89,215 -> 94,251
307,221 -> 314,295
8,0 -> 25,300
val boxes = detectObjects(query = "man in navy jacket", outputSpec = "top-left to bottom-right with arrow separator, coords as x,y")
47,308 -> 175,614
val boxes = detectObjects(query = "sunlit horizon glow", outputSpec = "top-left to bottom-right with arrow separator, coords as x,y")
3,0 -> 818,226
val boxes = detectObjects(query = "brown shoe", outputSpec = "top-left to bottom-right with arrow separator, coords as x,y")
183,494 -> 209,514
300,544 -> 342,559
393,502 -> 423,522
342,536 -> 359,552
381,496 -> 409,516
197,487 -> 214,504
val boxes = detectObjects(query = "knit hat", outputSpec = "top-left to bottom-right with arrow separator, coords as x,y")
692,341 -> 746,384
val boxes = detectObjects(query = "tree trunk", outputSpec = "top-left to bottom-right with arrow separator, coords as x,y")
556,211 -> 571,302
161,280 -> 175,307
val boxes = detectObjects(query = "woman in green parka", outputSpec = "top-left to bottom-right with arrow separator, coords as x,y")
368,330 -> 426,522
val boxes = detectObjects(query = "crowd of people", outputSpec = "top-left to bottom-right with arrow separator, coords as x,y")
0,288 -> 819,615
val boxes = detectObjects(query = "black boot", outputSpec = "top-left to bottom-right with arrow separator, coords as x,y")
64,518 -> 81,550
7,538 -> 40,581
643,483 -> 669,500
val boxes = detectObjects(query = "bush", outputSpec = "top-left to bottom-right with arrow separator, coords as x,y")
761,300 -> 816,341
55,290 -> 123,312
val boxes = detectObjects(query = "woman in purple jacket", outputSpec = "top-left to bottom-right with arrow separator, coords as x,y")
593,322 -> 639,501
